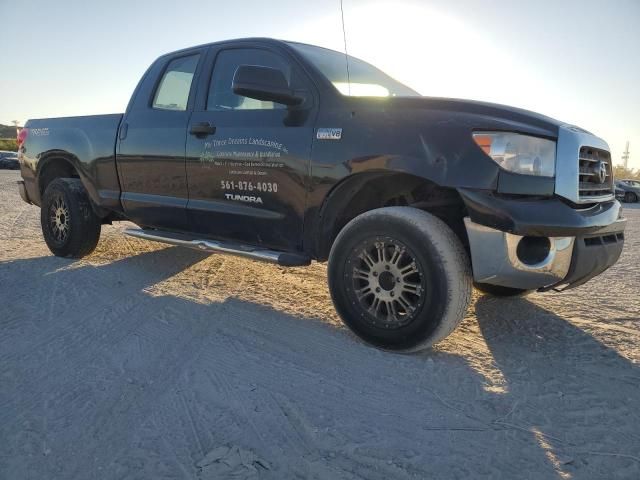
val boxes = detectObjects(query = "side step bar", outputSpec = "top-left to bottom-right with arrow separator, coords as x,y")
124,228 -> 311,267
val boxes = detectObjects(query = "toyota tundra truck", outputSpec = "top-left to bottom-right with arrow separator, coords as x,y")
17,38 -> 626,352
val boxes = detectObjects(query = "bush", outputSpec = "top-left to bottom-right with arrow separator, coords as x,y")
0,139 -> 18,151
613,165 -> 640,181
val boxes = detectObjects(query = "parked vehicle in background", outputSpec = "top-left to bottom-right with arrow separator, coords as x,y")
16,38 -> 627,352
615,179 -> 640,203
0,150 -> 19,170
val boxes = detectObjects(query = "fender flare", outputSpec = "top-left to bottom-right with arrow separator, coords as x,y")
311,167 -> 443,259
36,151 -> 106,216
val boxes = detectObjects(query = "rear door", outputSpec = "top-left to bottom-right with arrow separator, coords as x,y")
117,51 -> 203,230
185,45 -> 317,251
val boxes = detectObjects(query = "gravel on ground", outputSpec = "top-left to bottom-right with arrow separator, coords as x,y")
1,170 -> 638,479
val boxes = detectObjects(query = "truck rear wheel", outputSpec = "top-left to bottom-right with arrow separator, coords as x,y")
40,178 -> 101,258
473,282 -> 531,297
328,207 -> 472,352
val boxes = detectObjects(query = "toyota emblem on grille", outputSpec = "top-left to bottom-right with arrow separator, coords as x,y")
596,161 -> 608,184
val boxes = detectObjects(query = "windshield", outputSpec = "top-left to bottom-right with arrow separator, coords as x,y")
288,42 -> 420,98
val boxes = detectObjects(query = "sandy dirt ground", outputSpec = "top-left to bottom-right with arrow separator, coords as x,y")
1,169 -> 638,479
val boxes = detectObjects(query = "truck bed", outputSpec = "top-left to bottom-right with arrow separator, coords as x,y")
21,114 -> 123,210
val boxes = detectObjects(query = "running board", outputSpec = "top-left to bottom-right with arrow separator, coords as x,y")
124,228 -> 311,267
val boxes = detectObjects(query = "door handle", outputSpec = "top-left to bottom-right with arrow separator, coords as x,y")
119,122 -> 128,141
189,122 -> 216,137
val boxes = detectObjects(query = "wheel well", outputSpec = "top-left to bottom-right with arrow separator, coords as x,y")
38,157 -> 80,196
316,172 -> 469,260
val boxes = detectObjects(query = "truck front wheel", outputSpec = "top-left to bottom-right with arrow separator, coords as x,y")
328,207 -> 472,352
40,178 -> 101,258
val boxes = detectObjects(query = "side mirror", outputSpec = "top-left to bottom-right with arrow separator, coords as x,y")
232,65 -> 303,106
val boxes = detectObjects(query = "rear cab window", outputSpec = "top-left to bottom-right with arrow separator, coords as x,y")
153,54 -> 200,111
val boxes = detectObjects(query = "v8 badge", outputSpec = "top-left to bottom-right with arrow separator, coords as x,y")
317,128 -> 342,140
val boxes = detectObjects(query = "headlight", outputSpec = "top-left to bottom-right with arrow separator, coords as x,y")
473,132 -> 556,177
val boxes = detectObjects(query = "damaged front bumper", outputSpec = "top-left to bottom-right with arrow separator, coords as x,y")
465,218 -> 574,290
465,217 -> 625,291
17,179 -> 32,204
461,190 -> 626,291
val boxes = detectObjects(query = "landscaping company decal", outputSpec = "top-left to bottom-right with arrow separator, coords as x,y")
30,128 -> 50,137
200,137 -> 287,205
200,137 -> 287,170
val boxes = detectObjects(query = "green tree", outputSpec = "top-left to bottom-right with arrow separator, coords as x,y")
613,164 -> 640,181
0,139 -> 18,151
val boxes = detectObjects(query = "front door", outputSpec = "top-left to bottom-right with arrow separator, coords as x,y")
117,52 -> 202,231
185,46 -> 316,251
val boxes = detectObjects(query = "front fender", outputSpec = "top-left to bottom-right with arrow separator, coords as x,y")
308,168 -> 454,259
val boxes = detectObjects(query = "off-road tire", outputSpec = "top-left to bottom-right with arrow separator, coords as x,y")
40,178 -> 101,258
474,282 -> 532,297
624,191 -> 638,203
328,207 -> 472,352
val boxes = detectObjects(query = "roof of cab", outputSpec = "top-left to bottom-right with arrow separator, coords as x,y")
158,37 -> 291,59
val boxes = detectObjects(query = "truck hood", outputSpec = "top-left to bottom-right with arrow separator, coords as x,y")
385,96 -> 566,136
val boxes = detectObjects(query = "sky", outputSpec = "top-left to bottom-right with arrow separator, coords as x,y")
0,0 -> 638,168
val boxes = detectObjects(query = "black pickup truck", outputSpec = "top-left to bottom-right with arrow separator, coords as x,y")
17,38 -> 626,352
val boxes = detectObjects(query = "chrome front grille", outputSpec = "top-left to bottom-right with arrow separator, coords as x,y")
556,125 -> 613,205
578,146 -> 613,200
